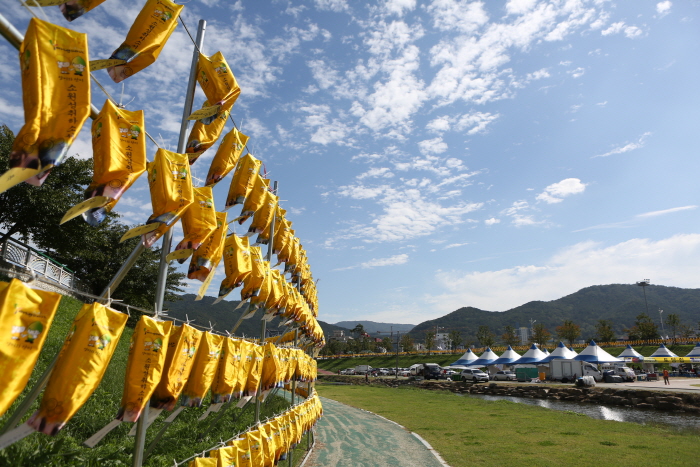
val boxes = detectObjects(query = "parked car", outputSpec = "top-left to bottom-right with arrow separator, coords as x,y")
461,368 -> 489,383
442,369 -> 457,377
492,370 -> 516,381
341,368 -> 355,375
398,368 -> 411,377
377,368 -> 390,376
423,363 -> 442,380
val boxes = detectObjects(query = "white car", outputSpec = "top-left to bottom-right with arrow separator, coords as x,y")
398,369 -> 411,377
492,370 -> 516,381
461,368 -> 489,383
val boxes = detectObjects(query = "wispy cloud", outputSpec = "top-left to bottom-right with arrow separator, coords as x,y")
334,253 -> 409,270
637,205 -> 697,218
536,178 -> 587,204
593,132 -> 651,158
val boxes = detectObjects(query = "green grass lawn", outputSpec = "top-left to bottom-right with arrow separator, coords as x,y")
317,344 -> 697,373
0,295 -> 310,466
316,384 -> 700,467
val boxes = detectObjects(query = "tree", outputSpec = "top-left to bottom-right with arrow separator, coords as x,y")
501,325 -> 519,347
635,313 -> 659,340
556,320 -> 581,346
448,330 -> 462,351
595,319 -> 616,343
425,331 -> 435,355
0,126 -> 185,311
476,325 -> 495,348
665,313 -> 681,342
530,323 -> 551,347
679,324 -> 695,340
399,333 -> 414,352
381,336 -> 393,352
351,324 -> 365,338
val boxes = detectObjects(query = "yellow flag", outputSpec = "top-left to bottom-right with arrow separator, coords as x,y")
141,148 -> 194,248
238,175 -> 268,222
205,127 -> 248,186
0,280 -> 61,417
181,332 -> 224,407
173,186 -> 217,262
187,458 -> 217,467
244,344 -> 263,397
261,343 -> 281,392
107,0 -> 183,83
240,246 -> 265,300
248,190 -> 277,238
231,340 -> 250,399
197,51 -> 240,105
209,445 -> 239,467
244,428 -> 264,467
210,337 -> 240,404
248,260 -> 271,311
217,235 -> 252,300
28,303 -> 128,435
59,0 -> 108,22
259,422 -> 276,467
151,324 -> 203,411
0,18 -> 90,193
225,154 -> 261,209
78,99 -> 147,225
188,211 -> 227,282
185,96 -> 235,165
117,316 -> 172,422
272,208 -> 291,255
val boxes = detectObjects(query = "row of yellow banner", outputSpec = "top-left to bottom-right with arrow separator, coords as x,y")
188,394 -> 323,467
0,279 -> 317,437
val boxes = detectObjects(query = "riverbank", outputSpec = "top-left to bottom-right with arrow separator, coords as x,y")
317,375 -> 700,413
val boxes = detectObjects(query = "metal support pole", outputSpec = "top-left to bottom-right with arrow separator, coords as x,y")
287,328 -> 299,467
134,19 -> 207,467
396,332 -> 400,380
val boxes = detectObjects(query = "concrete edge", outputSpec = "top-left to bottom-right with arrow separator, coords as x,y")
298,433 -> 316,467
321,397 -> 450,467
411,432 -> 451,467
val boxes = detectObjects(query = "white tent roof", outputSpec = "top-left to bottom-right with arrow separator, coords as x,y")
542,347 -> 550,355
618,344 -> 643,358
540,342 -> 578,363
491,346 -> 522,365
451,349 -> 478,366
650,344 -> 679,358
686,343 -> 700,357
470,347 -> 499,367
512,344 -> 547,365
574,340 -> 621,363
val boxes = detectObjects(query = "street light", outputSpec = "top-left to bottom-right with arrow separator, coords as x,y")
636,279 -> 650,314
659,309 -> 665,335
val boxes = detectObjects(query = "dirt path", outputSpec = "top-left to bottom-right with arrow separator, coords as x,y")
304,396 -> 446,467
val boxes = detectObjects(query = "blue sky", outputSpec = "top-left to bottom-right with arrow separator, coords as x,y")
1,0 -> 699,325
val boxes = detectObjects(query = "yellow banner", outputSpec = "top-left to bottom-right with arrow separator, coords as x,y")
181,332 -> 224,407
244,344 -> 264,397
151,324 -> 203,411
107,0 -> 183,83
240,247 -> 265,300
238,175 -> 269,222
188,212 -> 227,282
0,18 -> 90,194
210,337 -> 239,404
249,190 -> 278,238
173,186 -> 217,262
197,51 -> 240,105
59,0 -> 108,22
225,154 -> 261,209
142,148 -> 194,247
185,97 -> 235,165
626,356 -> 700,364
218,235 -> 252,300
187,458 -> 217,467
209,445 -> 239,467
28,303 -> 128,435
0,280 -> 62,417
117,316 -> 172,422
205,127 -> 249,186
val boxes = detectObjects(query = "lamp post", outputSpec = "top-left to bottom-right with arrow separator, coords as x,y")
636,279 -> 650,315
659,309 -> 665,335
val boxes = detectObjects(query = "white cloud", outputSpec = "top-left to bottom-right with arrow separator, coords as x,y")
361,253 -> 409,268
444,243 -> 469,249
526,68 -> 550,81
636,205 -> 697,218
536,178 -> 587,204
427,234 -> 700,312
384,0 -> 416,16
602,21 -> 643,38
455,112 -> 499,135
357,167 -> 394,179
656,1 -> 672,17
568,67 -> 585,78
418,137 -> 448,155
484,218 -> 500,226
593,132 -> 651,158
426,0 -> 489,33
426,116 -> 451,133
501,200 -> 543,227
315,0 -> 348,12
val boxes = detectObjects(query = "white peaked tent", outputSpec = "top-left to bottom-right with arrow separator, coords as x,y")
574,340 -> 621,363
491,346 -> 522,365
542,348 -> 550,356
685,343 -> 700,357
650,344 -> 679,358
512,344 -> 547,365
540,342 -> 578,363
618,344 -> 643,359
470,347 -> 500,367
451,349 -> 478,367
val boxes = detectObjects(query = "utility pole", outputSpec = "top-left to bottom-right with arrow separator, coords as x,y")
636,279 -> 650,315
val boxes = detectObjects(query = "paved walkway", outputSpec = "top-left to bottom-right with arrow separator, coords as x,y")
304,397 -> 445,467
616,377 -> 700,393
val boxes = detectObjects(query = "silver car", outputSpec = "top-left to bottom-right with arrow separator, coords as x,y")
493,370 -> 516,381
461,368 -> 489,383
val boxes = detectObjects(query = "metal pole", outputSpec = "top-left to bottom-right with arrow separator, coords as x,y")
287,329 -> 299,467
396,331 -> 400,380
133,19 -> 207,467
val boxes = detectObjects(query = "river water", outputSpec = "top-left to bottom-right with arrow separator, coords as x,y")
468,394 -> 700,431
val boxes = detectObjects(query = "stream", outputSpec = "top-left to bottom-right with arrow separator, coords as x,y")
468,394 -> 700,430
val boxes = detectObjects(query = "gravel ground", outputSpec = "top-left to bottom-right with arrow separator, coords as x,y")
304,396 -> 444,467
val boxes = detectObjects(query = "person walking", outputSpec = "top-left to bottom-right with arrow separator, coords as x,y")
663,368 -> 670,385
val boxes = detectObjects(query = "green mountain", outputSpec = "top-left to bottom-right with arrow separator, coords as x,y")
409,284 -> 700,344
164,294 -> 348,338
333,321 -> 415,334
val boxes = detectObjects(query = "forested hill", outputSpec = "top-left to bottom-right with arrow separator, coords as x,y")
164,294 -> 348,338
410,284 -> 700,344
334,321 -> 415,333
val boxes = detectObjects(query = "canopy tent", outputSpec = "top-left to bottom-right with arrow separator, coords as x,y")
542,348 -> 550,356
574,340 -> 621,363
451,349 -> 478,366
490,346 -> 521,365
685,343 -> 700,357
650,344 -> 679,358
618,344 -> 643,359
470,347 -> 499,367
540,342 -> 578,363
511,344 -> 547,365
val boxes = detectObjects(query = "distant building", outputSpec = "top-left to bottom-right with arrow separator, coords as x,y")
329,330 -> 353,343
519,327 -> 529,345
436,332 -> 449,350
